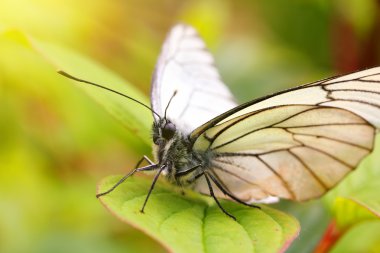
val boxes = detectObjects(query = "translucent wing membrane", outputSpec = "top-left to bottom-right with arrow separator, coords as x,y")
191,67 -> 380,202
191,67 -> 380,140
151,24 -> 236,133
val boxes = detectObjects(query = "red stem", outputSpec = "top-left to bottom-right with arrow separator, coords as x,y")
313,221 -> 343,253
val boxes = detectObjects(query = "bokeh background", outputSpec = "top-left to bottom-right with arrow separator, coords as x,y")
1,0 -> 380,253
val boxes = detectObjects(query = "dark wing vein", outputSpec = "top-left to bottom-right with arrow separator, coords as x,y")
326,89 -> 380,94
207,105 -> 317,149
318,99 -> 380,108
286,131 -> 371,150
286,122 -> 367,128
292,136 -> 355,169
322,74 -> 380,85
210,106 -> 363,151
211,162 -> 261,188
256,156 -> 296,199
215,155 -> 296,199
287,149 -> 329,190
216,142 -> 355,171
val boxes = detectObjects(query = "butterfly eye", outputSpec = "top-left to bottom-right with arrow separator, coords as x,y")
162,122 -> 176,140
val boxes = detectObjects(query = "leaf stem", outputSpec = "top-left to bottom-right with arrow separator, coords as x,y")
313,220 -> 343,253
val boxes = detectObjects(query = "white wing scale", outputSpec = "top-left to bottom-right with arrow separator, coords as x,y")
151,24 -> 236,134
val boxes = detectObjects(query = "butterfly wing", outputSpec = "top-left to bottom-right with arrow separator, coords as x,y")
191,68 -> 380,202
151,24 -> 237,134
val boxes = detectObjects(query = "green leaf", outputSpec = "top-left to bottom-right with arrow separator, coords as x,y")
324,137 -> 380,228
329,220 -> 380,253
30,38 -> 153,146
98,175 -> 300,253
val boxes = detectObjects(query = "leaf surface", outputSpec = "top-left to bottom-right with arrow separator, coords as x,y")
98,176 -> 300,253
31,39 -> 153,146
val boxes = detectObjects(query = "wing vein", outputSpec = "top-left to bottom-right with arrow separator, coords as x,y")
326,89 -> 380,95
210,106 -> 319,150
286,122 -> 367,129
211,162 -> 263,188
256,156 -> 296,199
287,149 -> 329,190
293,136 -> 355,169
288,131 -> 371,151
319,99 -> 380,108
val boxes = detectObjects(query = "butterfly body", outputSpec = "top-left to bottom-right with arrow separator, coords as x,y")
152,118 -> 211,187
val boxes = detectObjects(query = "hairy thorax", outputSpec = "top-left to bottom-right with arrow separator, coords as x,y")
153,131 -> 209,187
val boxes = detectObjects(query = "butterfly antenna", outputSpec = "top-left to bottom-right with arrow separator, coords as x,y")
58,70 -> 162,120
164,90 -> 177,120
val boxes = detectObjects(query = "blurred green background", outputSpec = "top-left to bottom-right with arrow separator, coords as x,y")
1,0 -> 380,252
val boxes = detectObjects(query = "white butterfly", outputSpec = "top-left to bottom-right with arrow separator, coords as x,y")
65,24 -> 380,220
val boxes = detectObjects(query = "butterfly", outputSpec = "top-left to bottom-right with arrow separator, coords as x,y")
60,24 -> 380,220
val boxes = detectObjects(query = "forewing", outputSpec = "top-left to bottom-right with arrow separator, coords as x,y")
151,24 -> 236,133
191,67 -> 380,140
193,105 -> 375,202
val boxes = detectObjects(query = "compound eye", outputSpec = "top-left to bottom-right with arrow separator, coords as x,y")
162,122 -> 176,140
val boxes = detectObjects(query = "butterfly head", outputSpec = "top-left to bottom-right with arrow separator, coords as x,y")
153,119 -> 177,145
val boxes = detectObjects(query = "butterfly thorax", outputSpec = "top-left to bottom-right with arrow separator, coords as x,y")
152,119 -> 210,187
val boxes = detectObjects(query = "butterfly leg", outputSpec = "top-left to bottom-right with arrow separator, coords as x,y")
142,155 -> 155,165
96,156 -> 157,198
204,172 -> 236,220
175,164 -> 201,177
207,172 -> 261,210
140,165 -> 166,213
